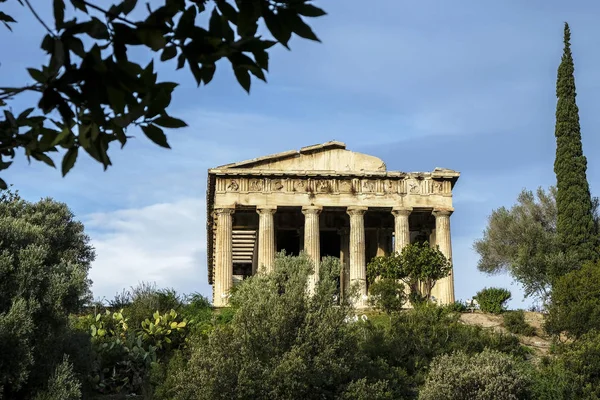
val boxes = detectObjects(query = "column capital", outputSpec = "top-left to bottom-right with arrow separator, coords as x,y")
302,205 -> 323,215
256,205 -> 277,214
433,208 -> 454,217
392,207 -> 413,216
214,207 -> 235,215
347,206 -> 368,216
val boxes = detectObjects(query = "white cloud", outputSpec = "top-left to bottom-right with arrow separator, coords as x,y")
84,197 -> 211,301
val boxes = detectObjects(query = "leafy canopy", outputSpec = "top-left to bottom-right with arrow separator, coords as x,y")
367,242 -> 451,304
161,253 -> 406,400
0,188 -> 94,398
0,0 -> 326,188
474,186 -> 600,304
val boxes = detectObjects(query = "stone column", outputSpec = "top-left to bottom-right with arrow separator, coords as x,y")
214,208 -> 234,307
392,207 -> 412,253
347,206 -> 368,307
339,228 -> 350,299
256,206 -> 277,273
302,206 -> 322,293
432,208 -> 454,305
376,228 -> 392,257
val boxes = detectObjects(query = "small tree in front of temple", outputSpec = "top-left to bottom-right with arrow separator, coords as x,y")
367,242 -> 451,307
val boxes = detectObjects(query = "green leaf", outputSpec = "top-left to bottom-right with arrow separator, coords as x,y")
107,86 -> 126,114
153,115 -> 187,128
61,146 -> 78,176
263,11 -> 292,48
53,0 -> 65,29
296,4 -> 327,17
27,68 -> 45,83
138,28 -> 166,51
234,67 -> 251,93
70,0 -> 88,13
91,324 -> 97,336
202,64 -> 216,84
209,7 -> 223,37
284,12 -> 320,42
141,124 -> 170,148
254,50 -> 269,71
175,5 -> 196,38
31,152 -> 56,168
82,18 -> 109,39
49,39 -> 65,73
122,0 -> 138,15
51,127 -> 71,147
161,45 -> 177,61
217,1 -> 237,23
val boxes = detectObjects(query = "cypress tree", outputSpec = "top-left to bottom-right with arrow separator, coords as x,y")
554,22 -> 598,272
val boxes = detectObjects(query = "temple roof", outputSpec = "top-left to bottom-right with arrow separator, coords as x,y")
214,141 -> 387,172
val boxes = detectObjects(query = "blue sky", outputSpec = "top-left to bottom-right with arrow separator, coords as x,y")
2,1 -> 600,308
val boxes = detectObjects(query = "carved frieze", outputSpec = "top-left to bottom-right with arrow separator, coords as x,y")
407,179 -> 421,194
249,179 -> 264,191
216,176 -> 450,196
271,179 -> 285,191
338,180 -> 353,193
226,179 -> 239,191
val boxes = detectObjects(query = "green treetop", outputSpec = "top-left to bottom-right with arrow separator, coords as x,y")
553,22 -> 598,270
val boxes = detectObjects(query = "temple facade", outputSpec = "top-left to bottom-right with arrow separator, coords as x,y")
206,141 -> 460,307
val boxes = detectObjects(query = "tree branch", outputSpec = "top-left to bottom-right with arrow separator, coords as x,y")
81,1 -> 137,27
23,0 -> 56,37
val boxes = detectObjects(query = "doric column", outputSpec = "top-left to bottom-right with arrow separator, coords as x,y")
339,227 -> 350,299
347,206 -> 368,307
432,208 -> 454,304
256,206 -> 277,273
392,207 -> 412,253
214,208 -> 234,307
302,206 -> 322,293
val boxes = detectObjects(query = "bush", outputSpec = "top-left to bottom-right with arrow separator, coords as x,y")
368,278 -> 406,314
419,349 -> 531,400
33,356 -> 81,400
444,301 -> 467,313
157,253 -> 410,400
359,303 -> 527,392
545,261 -> 600,339
553,329 -> 600,399
475,287 -> 512,314
503,310 -> 536,336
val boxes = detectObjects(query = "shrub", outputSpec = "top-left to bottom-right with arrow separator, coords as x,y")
115,282 -> 184,329
76,307 -> 189,396
503,310 -> 536,336
368,278 -> 406,314
553,329 -> 600,399
33,356 -> 81,400
158,253 -> 410,400
545,261 -> 600,339
444,301 -> 467,313
475,287 -> 512,314
360,303 -> 527,391
419,349 -> 531,400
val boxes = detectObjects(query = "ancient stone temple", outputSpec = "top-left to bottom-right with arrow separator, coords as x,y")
206,141 -> 460,307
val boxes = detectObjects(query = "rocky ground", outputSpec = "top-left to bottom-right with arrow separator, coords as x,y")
459,311 -> 552,357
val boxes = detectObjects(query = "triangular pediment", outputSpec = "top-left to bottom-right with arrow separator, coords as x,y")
216,141 -> 387,172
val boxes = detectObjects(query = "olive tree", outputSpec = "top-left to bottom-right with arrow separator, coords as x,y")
0,188 -> 94,398
474,187 -> 600,305
367,242 -> 451,306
